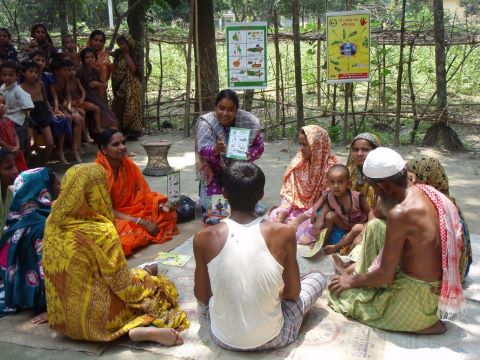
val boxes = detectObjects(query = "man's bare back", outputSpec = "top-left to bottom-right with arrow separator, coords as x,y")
394,185 -> 442,281
20,81 -> 44,102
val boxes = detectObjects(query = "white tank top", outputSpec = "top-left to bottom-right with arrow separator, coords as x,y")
208,216 -> 284,349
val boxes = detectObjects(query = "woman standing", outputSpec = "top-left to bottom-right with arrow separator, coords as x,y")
269,125 -> 338,244
195,89 -> 264,210
111,34 -> 143,140
43,164 -> 188,345
30,24 -> 55,61
87,30 -> 112,98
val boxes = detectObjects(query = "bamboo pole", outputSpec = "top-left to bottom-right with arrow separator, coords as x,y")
316,17 -> 322,108
273,9 -> 281,129
184,0 -> 194,137
194,0 -> 203,115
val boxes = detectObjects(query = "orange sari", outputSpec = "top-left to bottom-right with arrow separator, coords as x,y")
86,39 -> 113,97
96,152 -> 178,256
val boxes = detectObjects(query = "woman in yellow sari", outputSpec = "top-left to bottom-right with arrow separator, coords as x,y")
43,163 -> 189,345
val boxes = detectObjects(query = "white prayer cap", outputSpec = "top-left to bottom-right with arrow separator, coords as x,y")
363,147 -> 406,179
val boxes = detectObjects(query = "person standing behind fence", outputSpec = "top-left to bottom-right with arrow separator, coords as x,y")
111,34 -> 143,140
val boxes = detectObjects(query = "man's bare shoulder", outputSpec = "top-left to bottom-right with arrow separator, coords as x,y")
194,222 -> 229,245
260,219 -> 296,244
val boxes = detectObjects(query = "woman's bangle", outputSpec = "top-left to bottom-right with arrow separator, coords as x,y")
135,217 -> 141,225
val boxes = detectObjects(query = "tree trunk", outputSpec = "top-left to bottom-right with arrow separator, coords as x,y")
193,0 -> 219,112
58,0 -> 68,37
72,1 -> 77,44
292,0 -> 304,134
316,17 -> 321,108
394,0 -> 407,147
127,0 -> 148,82
422,0 -> 463,150
274,9 -> 281,129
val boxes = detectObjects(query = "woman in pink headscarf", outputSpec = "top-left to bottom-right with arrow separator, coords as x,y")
270,125 -> 339,244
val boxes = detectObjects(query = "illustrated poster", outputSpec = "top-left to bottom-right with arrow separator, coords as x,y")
167,171 -> 180,203
326,11 -> 371,83
208,195 -> 230,217
226,127 -> 251,160
226,22 -> 268,89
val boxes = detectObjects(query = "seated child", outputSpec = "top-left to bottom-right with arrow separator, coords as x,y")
20,61 -> 54,164
76,48 -> 117,130
0,62 -> 34,154
53,59 -> 84,163
0,94 -> 27,171
311,164 -> 371,254
61,35 -> 80,67
31,50 -> 71,164
65,60 -> 102,140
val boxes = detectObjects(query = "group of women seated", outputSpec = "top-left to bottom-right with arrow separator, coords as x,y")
0,88 -> 473,349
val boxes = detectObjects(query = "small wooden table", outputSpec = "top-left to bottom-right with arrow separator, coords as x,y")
142,141 -> 173,176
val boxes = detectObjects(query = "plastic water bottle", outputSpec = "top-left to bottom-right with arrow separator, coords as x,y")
195,198 -> 203,221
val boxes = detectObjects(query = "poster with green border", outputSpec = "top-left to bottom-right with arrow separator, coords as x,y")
326,10 -> 371,83
226,22 -> 268,89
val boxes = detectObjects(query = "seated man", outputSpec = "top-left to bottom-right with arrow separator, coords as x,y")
328,147 -> 465,334
194,162 -> 326,351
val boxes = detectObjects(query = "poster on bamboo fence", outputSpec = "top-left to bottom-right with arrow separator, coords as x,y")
226,22 -> 268,89
326,10 -> 371,83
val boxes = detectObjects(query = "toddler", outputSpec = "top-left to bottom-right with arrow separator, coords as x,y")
0,94 -> 27,171
311,164 -> 371,254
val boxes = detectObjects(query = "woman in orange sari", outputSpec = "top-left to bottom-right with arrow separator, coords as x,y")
87,30 -> 112,98
95,129 -> 178,256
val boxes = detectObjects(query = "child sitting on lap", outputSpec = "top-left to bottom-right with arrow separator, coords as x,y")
311,164 -> 371,254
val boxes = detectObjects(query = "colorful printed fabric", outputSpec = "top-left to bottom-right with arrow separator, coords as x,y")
111,33 -> 142,135
407,156 -> 471,281
96,151 -> 178,256
43,164 -> 189,341
86,39 -> 113,97
416,184 -> 465,319
347,132 -> 381,207
280,125 -> 338,211
195,109 -> 263,206
0,118 -> 27,171
0,168 -> 56,315
329,219 -> 441,332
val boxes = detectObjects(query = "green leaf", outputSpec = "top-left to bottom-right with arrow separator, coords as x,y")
382,68 -> 392,76
330,59 -> 340,65
307,48 -> 316,55
348,31 -> 357,37
331,40 -> 342,45
343,29 -> 346,40
371,80 -> 379,87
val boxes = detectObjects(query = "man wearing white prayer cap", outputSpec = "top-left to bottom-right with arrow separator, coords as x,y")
328,147 -> 464,335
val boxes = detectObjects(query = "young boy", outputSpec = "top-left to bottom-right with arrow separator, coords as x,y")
54,59 -> 84,163
0,62 -> 34,154
31,50 -> 70,164
20,61 -> 54,164
62,35 -> 80,67
0,94 -> 27,171
311,164 -> 371,254
65,60 -> 102,137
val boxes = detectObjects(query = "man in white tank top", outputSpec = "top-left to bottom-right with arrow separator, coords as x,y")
194,163 -> 327,351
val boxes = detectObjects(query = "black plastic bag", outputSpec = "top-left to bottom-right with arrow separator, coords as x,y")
176,195 -> 196,223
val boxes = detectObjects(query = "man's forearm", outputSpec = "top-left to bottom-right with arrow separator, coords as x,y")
350,268 -> 394,289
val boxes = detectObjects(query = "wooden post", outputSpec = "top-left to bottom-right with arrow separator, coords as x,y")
156,42 -> 163,131
274,9 -> 281,129
394,0 -> 407,147
194,0 -> 203,115
184,0 -> 194,137
292,0 -> 304,133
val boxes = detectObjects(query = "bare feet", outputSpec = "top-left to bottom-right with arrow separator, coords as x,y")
31,312 -> 48,325
129,327 -> 183,346
415,321 -> 447,335
332,254 -> 350,275
72,150 -> 82,163
55,151 -> 69,164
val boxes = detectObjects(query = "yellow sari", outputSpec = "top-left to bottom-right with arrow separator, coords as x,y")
43,164 -> 189,341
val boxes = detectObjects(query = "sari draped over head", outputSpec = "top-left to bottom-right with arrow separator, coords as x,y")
407,156 -> 472,282
0,168 -> 55,315
95,151 -> 178,256
347,132 -> 381,207
280,125 -> 338,211
194,109 -> 261,185
111,33 -> 143,135
43,164 -> 189,341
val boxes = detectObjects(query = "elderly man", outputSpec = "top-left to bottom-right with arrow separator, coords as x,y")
328,147 -> 464,334
194,162 -> 326,351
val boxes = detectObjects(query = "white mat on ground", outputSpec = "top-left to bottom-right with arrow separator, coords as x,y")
0,312 -> 108,355
118,235 -> 480,360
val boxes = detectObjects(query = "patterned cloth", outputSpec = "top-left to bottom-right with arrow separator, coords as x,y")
111,33 -> 142,135
96,152 -> 178,256
86,38 -> 113,97
207,271 -> 327,351
194,109 -> 263,208
0,168 -> 56,315
0,118 -> 27,171
43,164 -> 189,341
416,184 -> 465,319
407,156 -> 472,281
329,219 -> 441,332
347,133 -> 381,207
